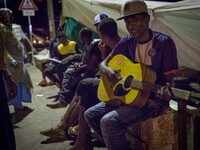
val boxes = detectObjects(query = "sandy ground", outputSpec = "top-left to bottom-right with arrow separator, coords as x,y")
9,64 -> 106,150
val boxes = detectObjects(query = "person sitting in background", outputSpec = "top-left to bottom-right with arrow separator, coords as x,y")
0,8 -> 33,121
43,31 -> 82,88
37,37 -> 60,87
84,0 -> 179,149
46,27 -> 102,109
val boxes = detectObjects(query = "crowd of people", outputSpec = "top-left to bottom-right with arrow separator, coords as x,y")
0,0 -> 179,150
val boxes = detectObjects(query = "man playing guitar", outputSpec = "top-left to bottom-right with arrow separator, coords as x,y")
84,0 -> 179,149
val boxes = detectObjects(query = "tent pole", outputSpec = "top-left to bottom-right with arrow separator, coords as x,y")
4,0 -> 7,7
47,0 -> 56,41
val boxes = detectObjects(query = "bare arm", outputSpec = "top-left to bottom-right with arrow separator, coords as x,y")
98,40 -> 108,59
99,55 -> 120,82
99,55 -> 110,74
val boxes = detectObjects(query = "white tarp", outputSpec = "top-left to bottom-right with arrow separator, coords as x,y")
62,0 -> 200,71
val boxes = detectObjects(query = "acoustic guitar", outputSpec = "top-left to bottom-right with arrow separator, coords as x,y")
98,54 -> 197,108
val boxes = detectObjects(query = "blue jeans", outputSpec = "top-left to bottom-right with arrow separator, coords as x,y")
76,78 -> 100,109
84,100 -> 166,150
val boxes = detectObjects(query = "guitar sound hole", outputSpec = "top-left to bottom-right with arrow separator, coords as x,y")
124,75 -> 133,89
114,84 -> 130,96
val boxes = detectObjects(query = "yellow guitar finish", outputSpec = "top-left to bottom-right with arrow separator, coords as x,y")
98,54 -> 156,108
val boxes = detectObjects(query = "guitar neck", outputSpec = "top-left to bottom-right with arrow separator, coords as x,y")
131,80 -> 191,100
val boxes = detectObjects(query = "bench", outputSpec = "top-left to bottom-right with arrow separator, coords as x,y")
34,49 -> 49,71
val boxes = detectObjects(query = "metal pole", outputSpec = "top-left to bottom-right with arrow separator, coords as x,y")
194,115 -> 200,150
28,16 -> 35,65
4,0 -> 7,7
178,100 -> 188,150
47,0 -> 56,41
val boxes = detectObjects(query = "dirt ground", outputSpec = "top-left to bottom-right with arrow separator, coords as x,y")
9,64 -> 106,150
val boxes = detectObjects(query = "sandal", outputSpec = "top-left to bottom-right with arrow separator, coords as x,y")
68,125 -> 79,137
40,127 -> 65,138
37,79 -> 47,87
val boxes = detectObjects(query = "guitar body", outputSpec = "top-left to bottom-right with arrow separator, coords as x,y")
98,54 -> 156,108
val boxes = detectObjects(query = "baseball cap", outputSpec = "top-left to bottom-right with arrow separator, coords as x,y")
116,0 -> 148,20
93,13 -> 108,26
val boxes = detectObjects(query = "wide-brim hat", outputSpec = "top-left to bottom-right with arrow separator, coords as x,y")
116,0 -> 148,20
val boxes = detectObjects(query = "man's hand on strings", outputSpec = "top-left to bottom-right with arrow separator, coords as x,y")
105,68 -> 121,83
156,83 -> 172,102
73,62 -> 81,70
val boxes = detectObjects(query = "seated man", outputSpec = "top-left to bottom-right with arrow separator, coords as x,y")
44,31 -> 82,88
46,27 -> 102,109
37,37 -> 60,87
84,0 -> 179,149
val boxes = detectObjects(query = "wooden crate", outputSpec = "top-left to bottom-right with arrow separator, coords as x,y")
126,109 -> 178,150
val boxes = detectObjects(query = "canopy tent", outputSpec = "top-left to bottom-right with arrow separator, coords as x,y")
63,17 -> 99,49
61,0 -> 200,71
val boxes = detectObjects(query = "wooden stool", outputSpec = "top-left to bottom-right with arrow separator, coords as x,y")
126,109 -> 178,150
